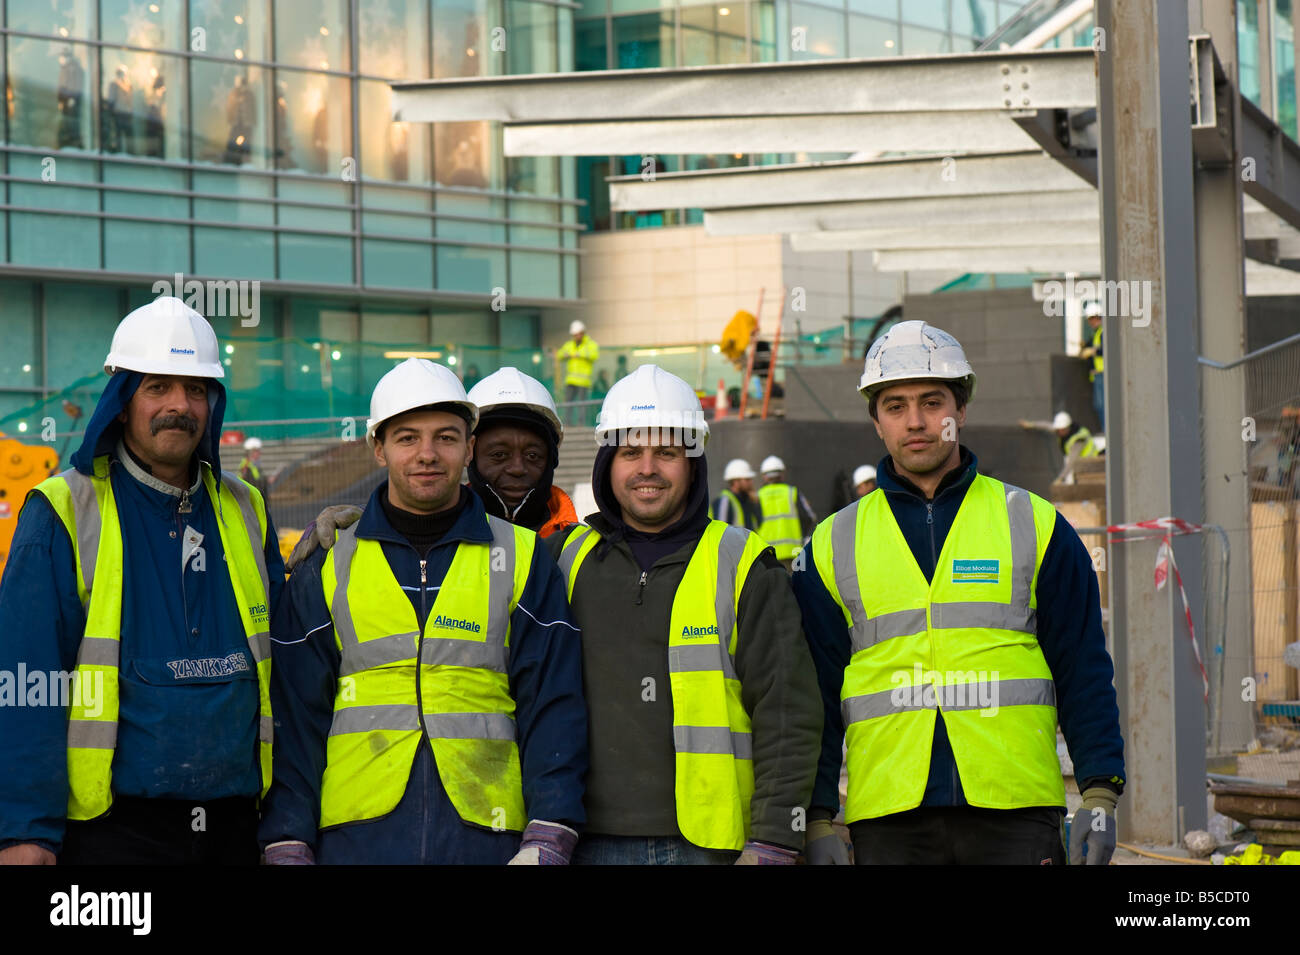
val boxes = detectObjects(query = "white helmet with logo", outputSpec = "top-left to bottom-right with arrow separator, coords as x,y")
366,358 -> 478,447
760,455 -> 785,475
594,364 -> 708,447
467,366 -> 564,446
723,458 -> 756,481
104,296 -> 225,379
852,464 -> 877,487
859,320 -> 976,402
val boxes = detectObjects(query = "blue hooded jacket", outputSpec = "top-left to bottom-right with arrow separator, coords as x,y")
0,371 -> 285,854
256,480 -> 587,864
792,447 -> 1125,816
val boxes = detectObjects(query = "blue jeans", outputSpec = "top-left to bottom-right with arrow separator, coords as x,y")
572,834 -> 739,866
1092,373 -> 1105,432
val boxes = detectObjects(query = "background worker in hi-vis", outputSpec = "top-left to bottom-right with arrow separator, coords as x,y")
793,321 -> 1125,865
258,359 -> 586,865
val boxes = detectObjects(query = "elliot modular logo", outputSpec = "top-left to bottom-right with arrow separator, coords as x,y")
680,624 -> 719,639
952,559 -> 1000,583
431,614 -> 482,634
50,885 -> 151,935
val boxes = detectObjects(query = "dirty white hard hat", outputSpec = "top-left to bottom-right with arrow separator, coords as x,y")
467,366 -> 563,446
852,464 -> 877,487
366,358 -> 477,447
859,320 -> 976,402
1052,411 -> 1073,430
760,455 -> 785,474
104,296 -> 225,379
594,364 -> 708,447
723,458 -> 756,481
569,320 -> 587,335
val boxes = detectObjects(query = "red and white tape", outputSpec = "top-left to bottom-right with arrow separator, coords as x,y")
1104,517 -> 1208,702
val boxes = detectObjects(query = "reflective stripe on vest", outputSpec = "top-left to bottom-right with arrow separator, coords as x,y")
32,455 -> 273,820
757,483 -> 801,560
717,489 -> 745,528
811,475 -> 1064,821
318,514 -> 533,831
561,519 -> 766,850
1064,428 -> 1098,458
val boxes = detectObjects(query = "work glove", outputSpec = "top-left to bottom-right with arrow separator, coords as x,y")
734,841 -> 800,865
264,841 -> 315,865
803,818 -> 851,865
507,820 -> 579,865
1069,786 -> 1118,866
286,504 -> 363,571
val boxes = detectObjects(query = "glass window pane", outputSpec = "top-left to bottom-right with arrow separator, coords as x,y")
901,0 -> 947,29
849,15 -> 898,55
562,255 -> 577,298
433,0 -> 506,77
612,12 -> 675,68
789,3 -> 845,59
364,239 -> 434,287
46,283 -> 120,390
188,0 -> 271,62
506,156 -> 558,196
1239,0 -> 1261,105
8,0 -> 95,38
275,71 -> 352,175
575,17 -> 609,70
751,0 -> 776,62
101,0 -> 185,48
195,226 -> 275,277
191,62 -> 271,168
99,49 -> 188,160
510,251 -> 560,298
952,0 -> 997,40
360,79 -> 432,182
611,0 -> 673,12
274,0 -> 351,71
0,281 -> 39,389
506,0 -> 557,73
901,25 -> 949,54
577,0 -> 607,15
359,0 -> 430,77
105,220 -> 189,273
436,245 -> 506,292
682,3 -> 748,66
7,37 -> 97,151
279,233 -> 354,284
434,121 -> 499,188
9,212 -> 100,269
847,0 -> 895,15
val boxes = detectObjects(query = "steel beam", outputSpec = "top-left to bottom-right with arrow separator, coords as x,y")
392,50 -> 1097,124
1097,0 -> 1207,846
872,244 -> 1100,273
790,220 -> 1099,252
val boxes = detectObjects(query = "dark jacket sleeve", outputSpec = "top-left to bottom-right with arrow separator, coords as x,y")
507,540 -> 588,828
261,506 -> 286,619
1035,512 -> 1125,792
257,549 -> 339,850
0,493 -> 86,853
790,540 -> 853,816
734,548 -> 823,849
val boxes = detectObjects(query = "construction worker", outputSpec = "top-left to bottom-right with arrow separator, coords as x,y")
756,455 -> 817,568
1080,301 -> 1105,431
286,368 -> 579,569
1019,411 -> 1099,485
556,319 -> 599,427
0,297 -> 283,864
712,458 -> 761,531
239,436 -> 268,498
258,358 -> 586,864
793,320 -> 1125,865
852,465 -> 877,498
549,365 -> 823,864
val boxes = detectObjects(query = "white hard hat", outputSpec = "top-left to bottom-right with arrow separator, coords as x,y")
1083,300 -> 1103,318
760,455 -> 785,474
366,358 -> 478,447
723,458 -> 756,481
244,437 -> 263,451
1052,411 -> 1073,430
859,320 -> 976,402
467,366 -> 563,446
104,296 -> 225,379
569,320 -> 586,335
594,364 -> 708,447
853,464 -> 877,487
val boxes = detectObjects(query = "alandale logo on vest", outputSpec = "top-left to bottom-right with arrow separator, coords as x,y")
681,624 -> 719,639
431,614 -> 483,634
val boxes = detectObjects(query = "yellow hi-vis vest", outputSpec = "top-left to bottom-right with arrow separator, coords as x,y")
1064,427 -> 1098,459
32,455 -> 273,821
557,336 -> 599,387
1089,326 -> 1104,380
757,482 -> 801,560
810,475 -> 1064,822
318,515 -> 535,831
557,520 -> 767,850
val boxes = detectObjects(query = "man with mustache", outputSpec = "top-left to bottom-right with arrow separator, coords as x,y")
0,297 -> 283,865
793,321 -> 1125,865
549,364 -> 823,864
258,359 -> 586,864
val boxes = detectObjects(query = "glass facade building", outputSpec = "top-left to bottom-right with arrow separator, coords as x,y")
0,0 -> 578,432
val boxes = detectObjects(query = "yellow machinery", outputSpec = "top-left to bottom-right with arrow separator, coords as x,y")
0,434 -> 59,581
